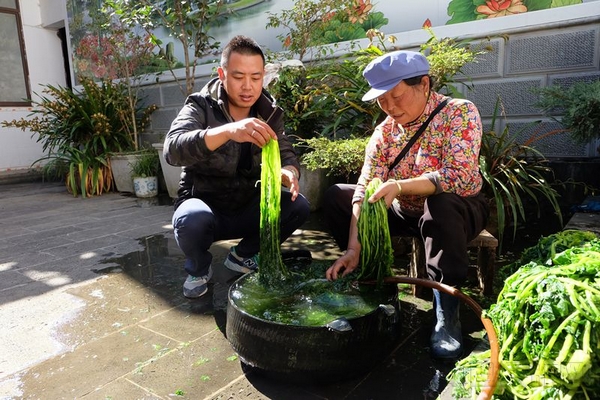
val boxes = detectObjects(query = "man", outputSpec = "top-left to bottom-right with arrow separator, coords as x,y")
164,35 -> 310,298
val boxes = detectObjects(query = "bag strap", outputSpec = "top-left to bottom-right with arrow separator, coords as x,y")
388,98 -> 450,172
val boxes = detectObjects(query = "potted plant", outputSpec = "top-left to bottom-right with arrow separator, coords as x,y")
297,136 -> 368,182
1,78 -> 139,197
72,6 -> 158,193
130,149 -> 160,198
98,0 -> 226,197
152,141 -> 181,199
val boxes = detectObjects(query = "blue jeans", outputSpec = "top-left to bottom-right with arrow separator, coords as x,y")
172,191 -> 310,277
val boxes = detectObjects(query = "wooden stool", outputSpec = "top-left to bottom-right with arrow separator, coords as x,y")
407,229 -> 498,297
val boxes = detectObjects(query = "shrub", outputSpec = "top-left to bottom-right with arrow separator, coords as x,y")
535,79 -> 600,144
297,136 -> 368,182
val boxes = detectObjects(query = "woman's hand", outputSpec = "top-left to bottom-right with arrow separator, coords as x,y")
326,248 -> 360,280
368,179 -> 401,208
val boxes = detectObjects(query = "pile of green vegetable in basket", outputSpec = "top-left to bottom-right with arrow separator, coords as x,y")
449,229 -> 600,399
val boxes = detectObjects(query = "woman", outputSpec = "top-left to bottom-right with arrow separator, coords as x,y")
324,50 -> 489,359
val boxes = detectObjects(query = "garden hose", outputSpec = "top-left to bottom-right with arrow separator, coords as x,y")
364,276 -> 499,400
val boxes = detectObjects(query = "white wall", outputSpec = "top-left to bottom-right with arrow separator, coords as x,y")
0,0 -> 67,173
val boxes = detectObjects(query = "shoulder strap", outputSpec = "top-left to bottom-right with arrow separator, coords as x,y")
388,98 -> 450,172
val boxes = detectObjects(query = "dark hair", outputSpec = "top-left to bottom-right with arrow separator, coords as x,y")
221,35 -> 265,69
405,75 -> 435,92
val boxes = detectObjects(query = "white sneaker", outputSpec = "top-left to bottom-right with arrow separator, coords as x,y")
182,267 -> 213,298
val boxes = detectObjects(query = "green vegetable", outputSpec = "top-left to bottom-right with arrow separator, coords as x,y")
258,139 -> 291,287
357,178 -> 394,287
497,229 -> 598,285
449,230 -> 600,399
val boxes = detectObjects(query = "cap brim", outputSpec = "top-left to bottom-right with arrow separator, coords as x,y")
361,80 -> 402,102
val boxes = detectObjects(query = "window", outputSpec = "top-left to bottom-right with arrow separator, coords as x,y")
0,0 -> 31,106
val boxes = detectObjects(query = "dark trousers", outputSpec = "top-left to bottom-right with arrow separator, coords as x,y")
324,184 -> 489,287
173,192 -> 310,277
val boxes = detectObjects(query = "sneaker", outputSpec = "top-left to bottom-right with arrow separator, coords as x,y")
182,268 -> 213,298
224,247 -> 259,274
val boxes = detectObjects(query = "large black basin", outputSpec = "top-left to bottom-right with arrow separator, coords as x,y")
225,273 -> 401,383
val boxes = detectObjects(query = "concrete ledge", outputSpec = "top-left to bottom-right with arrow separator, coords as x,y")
564,196 -> 600,236
0,169 -> 44,185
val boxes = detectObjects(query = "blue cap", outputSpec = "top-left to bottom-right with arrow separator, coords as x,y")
362,50 -> 430,101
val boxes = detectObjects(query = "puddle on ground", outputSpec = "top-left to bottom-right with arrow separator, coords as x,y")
93,234 -> 242,313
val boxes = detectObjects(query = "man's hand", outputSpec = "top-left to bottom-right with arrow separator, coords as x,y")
228,117 -> 277,147
281,167 -> 300,201
204,117 -> 278,150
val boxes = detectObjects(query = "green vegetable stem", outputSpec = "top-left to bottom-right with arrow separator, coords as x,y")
357,178 -> 394,287
258,139 -> 291,288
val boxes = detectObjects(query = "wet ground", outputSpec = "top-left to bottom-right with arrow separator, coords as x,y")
0,181 -> 489,400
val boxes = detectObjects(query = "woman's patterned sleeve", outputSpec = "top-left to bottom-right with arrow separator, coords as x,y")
436,100 -> 483,195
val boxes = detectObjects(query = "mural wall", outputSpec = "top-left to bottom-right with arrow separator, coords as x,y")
209,0 -> 589,56
66,0 -> 594,84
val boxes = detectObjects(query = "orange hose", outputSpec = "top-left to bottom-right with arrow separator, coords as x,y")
376,276 -> 499,400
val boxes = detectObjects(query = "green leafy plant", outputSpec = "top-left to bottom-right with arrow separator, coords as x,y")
300,44 -> 387,139
535,79 -> 600,144
265,62 -> 323,139
266,0 -> 380,60
450,232 -> 600,400
72,8 -> 158,151
420,27 -> 488,97
479,98 -> 563,249
297,136 -> 368,182
1,77 -> 154,197
130,149 -> 160,178
105,0 -> 225,96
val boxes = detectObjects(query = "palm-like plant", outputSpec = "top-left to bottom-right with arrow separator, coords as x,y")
479,98 -> 563,250
1,78 -> 148,197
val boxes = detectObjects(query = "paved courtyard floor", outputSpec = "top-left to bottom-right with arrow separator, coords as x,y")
0,181 -> 487,400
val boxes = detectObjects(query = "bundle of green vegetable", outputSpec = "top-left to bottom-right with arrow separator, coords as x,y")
449,230 -> 600,399
258,139 -> 291,288
357,178 -> 394,287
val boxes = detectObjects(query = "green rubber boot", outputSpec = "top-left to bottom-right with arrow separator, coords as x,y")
430,289 -> 462,359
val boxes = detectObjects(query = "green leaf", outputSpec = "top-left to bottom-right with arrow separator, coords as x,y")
447,0 -> 478,24
549,0 -> 582,6
525,0 -> 553,11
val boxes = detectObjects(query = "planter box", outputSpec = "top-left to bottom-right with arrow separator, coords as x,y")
299,166 -> 333,212
152,143 -> 182,199
110,153 -> 143,193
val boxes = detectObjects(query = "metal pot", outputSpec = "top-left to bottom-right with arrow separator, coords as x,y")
226,273 -> 401,382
